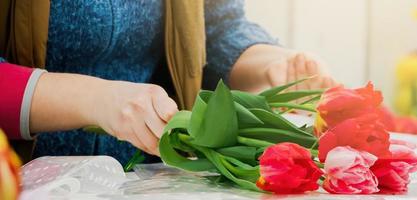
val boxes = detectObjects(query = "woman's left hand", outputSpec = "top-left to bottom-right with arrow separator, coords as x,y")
230,44 -> 338,93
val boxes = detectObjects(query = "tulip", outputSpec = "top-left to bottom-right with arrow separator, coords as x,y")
318,114 -> 391,162
315,82 -> 383,136
256,143 -> 323,194
323,146 -> 379,194
371,139 -> 417,193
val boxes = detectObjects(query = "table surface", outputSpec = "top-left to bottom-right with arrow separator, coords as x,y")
20,114 -> 417,200
60,171 -> 417,200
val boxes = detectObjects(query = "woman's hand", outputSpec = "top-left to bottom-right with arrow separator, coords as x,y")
30,73 -> 178,156
230,44 -> 338,93
94,81 -> 178,156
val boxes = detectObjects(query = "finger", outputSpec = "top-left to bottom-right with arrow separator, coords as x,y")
321,76 -> 334,89
152,88 -> 178,122
306,60 -> 318,75
115,126 -> 151,154
128,131 -> 150,153
295,54 -> 309,91
265,60 -> 288,87
287,58 -> 296,91
306,60 -> 321,89
133,121 -> 160,156
144,108 -> 166,138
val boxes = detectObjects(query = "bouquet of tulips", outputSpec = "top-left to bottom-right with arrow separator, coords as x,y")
112,78 -> 417,194
154,79 -> 323,193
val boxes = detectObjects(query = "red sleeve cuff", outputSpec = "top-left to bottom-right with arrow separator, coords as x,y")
0,63 -> 34,139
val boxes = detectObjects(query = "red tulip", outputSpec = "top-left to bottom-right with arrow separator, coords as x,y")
256,143 -> 323,194
377,106 -> 397,132
315,82 -> 383,136
318,114 -> 391,162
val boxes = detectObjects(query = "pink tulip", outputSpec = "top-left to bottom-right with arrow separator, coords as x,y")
323,146 -> 379,194
371,139 -> 417,193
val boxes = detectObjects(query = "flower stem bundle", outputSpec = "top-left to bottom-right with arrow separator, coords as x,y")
153,79 -> 322,192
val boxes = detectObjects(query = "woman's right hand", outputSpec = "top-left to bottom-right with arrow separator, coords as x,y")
93,81 -> 178,156
30,73 -> 178,156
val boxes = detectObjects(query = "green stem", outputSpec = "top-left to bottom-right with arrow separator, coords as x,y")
301,95 -> 321,105
269,103 -> 316,112
237,136 -> 275,148
310,149 -> 319,157
124,150 -> 145,172
314,160 -> 324,169
178,133 -> 193,143
220,157 -> 247,177
238,128 -> 317,145
309,139 -> 319,150
319,176 -> 325,184
178,133 -> 275,148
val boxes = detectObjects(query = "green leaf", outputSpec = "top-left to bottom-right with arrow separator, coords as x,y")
189,80 -> 238,148
250,108 -> 314,137
231,90 -> 270,110
267,90 -> 323,103
169,131 -> 195,152
269,103 -> 316,112
199,90 -> 214,101
259,76 -> 314,97
189,94 -> 207,138
220,156 -> 260,183
192,145 -> 260,191
234,102 -> 264,129
216,146 -> 258,166
237,136 -> 275,148
164,111 -> 192,132
238,128 -> 317,148
159,132 -> 216,172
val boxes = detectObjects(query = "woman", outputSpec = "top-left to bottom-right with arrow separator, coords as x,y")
0,0 -> 336,165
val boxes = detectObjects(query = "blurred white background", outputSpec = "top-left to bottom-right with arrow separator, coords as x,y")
245,0 -> 417,107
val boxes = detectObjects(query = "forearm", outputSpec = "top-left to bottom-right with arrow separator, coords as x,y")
29,72 -> 105,133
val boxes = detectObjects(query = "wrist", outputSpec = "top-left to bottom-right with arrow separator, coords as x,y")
76,76 -> 109,127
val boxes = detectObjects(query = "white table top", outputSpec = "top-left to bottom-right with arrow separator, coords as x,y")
57,171 -> 417,200
21,160 -> 413,200
19,114 -> 417,200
